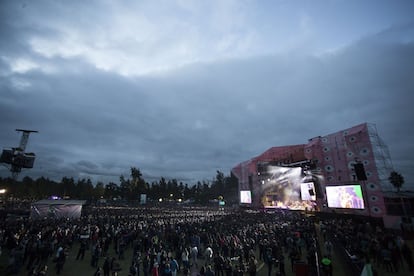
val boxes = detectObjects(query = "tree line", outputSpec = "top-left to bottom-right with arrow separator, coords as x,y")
0,167 -> 239,204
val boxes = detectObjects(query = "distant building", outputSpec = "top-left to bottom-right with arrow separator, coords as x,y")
232,123 -> 413,228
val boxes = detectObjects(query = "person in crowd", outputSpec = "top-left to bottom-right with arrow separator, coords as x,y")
91,243 -> 101,268
55,245 -> 67,274
199,265 -> 206,276
213,252 -> 225,276
248,254 -> 257,276
205,245 -> 213,266
151,262 -> 159,276
381,246 -> 393,272
223,258 -> 233,276
402,242 -> 413,271
360,256 -> 375,276
142,253 -> 151,276
289,248 -> 300,272
324,239 -> 333,258
130,261 -> 138,276
320,256 -> 332,276
181,247 -> 190,271
161,262 -> 172,276
264,246 -> 273,276
169,256 -> 179,276
94,266 -> 102,276
191,246 -> 198,268
278,251 -> 286,276
37,264 -> 48,275
77,239 -> 87,260
103,256 -> 111,276
205,265 -> 215,276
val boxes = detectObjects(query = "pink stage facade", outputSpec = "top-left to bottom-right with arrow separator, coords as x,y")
232,123 -> 395,218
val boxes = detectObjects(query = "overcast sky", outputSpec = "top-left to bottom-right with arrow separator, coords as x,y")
1,0 -> 413,187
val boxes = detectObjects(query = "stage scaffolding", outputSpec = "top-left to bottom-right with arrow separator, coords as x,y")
368,123 -> 394,191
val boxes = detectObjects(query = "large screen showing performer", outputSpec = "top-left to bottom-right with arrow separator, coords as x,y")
300,182 -> 316,201
259,166 -> 316,210
326,184 -> 365,209
240,190 -> 252,204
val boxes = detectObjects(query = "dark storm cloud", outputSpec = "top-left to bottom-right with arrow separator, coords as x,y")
0,1 -> 413,188
1,32 -> 414,185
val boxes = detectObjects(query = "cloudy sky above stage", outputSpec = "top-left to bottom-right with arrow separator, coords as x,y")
1,0 -> 414,187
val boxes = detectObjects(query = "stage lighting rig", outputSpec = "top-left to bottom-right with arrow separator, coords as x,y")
1,129 -> 38,178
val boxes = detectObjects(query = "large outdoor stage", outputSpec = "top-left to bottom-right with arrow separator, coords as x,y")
232,123 -> 395,219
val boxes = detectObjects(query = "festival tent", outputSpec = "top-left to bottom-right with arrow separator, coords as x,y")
30,199 -> 86,219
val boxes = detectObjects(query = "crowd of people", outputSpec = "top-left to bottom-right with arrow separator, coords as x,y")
0,204 -> 413,276
320,217 -> 414,274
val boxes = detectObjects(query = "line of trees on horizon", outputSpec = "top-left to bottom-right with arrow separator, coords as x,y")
0,167 -> 239,204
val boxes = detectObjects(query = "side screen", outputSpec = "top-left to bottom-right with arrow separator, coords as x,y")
240,190 -> 252,204
300,182 -> 316,201
326,185 -> 365,209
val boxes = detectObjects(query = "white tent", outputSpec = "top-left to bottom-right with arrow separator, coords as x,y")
30,199 -> 86,219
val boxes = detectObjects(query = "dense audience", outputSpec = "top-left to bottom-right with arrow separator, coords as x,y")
320,217 -> 414,274
0,203 -> 412,276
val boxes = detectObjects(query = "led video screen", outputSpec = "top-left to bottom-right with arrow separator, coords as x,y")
259,166 -> 315,210
240,190 -> 252,204
300,182 -> 316,201
326,185 -> 365,209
